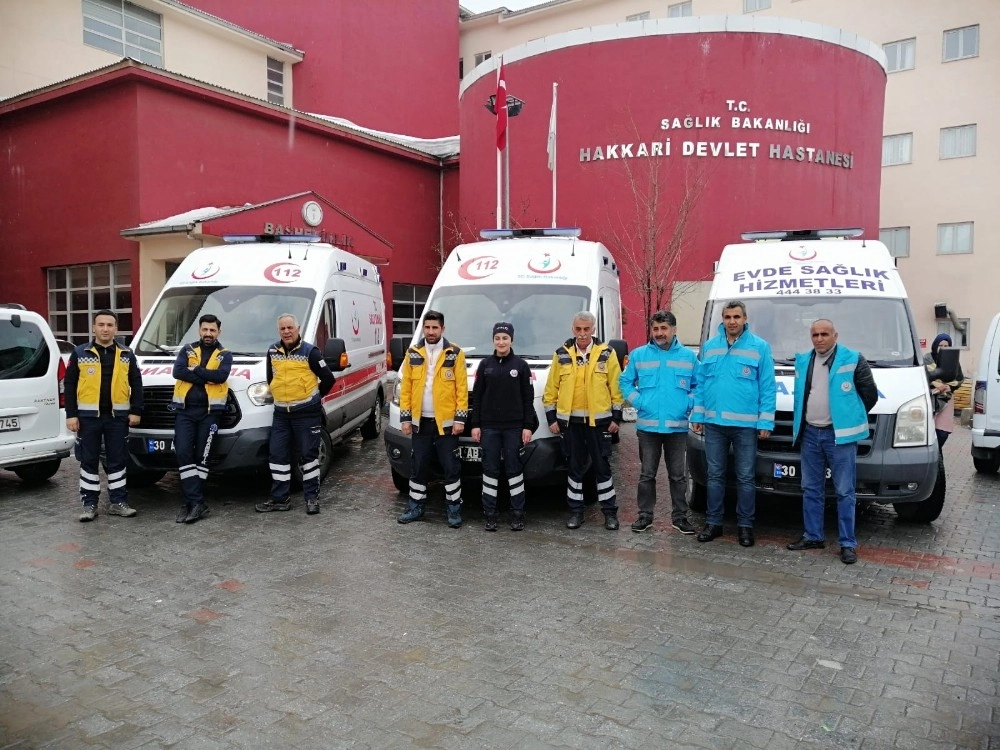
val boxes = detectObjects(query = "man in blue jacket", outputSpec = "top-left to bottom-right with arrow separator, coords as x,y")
691,300 -> 776,547
619,310 -> 698,534
786,319 -> 878,564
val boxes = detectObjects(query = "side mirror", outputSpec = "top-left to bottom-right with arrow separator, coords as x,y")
389,338 -> 406,372
926,347 -> 960,383
324,338 -> 348,372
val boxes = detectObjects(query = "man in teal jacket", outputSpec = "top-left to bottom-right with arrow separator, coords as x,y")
690,300 -> 776,547
619,310 -> 698,534
787,319 -> 878,564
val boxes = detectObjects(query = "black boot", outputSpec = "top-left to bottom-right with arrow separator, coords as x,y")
484,514 -> 498,532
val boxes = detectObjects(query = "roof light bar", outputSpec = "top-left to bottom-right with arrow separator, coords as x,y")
222,233 -> 323,244
479,227 -> 582,240
741,228 -> 864,242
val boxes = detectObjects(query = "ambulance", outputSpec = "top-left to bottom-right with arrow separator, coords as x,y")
383,228 -> 625,494
687,228 -> 946,522
127,236 -> 388,485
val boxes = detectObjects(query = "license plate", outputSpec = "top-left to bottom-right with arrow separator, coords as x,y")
459,445 -> 481,462
146,438 -> 173,453
0,417 -> 20,432
773,462 -> 831,480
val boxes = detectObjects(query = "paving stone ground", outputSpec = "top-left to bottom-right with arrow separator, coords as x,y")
1,424 -> 997,749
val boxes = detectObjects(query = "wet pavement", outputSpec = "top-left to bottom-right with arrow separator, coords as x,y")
0,424 -> 997,749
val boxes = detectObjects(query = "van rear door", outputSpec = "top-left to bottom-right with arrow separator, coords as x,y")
0,313 -> 61,448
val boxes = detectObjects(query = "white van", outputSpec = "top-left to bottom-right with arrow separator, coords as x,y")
384,228 -> 624,493
0,304 -> 75,482
970,312 -> 1000,473
687,229 -> 946,522
128,237 -> 388,484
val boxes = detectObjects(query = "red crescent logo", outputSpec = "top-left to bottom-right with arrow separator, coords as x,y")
191,262 -> 220,280
458,256 -> 499,280
788,247 -> 817,261
527,253 -> 562,274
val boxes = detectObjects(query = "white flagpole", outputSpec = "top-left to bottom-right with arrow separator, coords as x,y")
497,143 -> 503,230
549,82 -> 558,228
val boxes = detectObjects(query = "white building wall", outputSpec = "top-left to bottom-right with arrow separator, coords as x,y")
461,0 -> 1000,372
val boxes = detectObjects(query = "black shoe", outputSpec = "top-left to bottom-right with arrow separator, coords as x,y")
255,499 -> 292,513
176,505 -> 190,523
840,547 -> 858,564
671,519 -> 697,535
184,504 -> 210,524
306,499 -> 320,515
787,536 -> 825,551
738,527 -> 755,547
604,514 -> 620,531
509,514 -> 524,532
484,514 -> 498,532
566,513 -> 584,529
631,514 -> 654,532
697,524 -> 723,542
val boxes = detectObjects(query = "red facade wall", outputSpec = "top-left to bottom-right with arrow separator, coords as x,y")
459,32 -> 887,344
184,0 -> 459,138
0,70 -> 445,322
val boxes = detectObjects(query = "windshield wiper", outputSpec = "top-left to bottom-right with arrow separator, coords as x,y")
866,360 -> 907,368
773,357 -> 796,366
228,351 -> 262,357
140,339 -> 173,355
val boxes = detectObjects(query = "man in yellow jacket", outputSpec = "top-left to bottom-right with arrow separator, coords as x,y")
397,310 -> 469,527
543,311 -> 624,530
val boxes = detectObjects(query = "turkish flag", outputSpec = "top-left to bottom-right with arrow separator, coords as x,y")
496,59 -> 507,151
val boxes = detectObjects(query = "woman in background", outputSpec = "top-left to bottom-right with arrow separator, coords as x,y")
925,333 -> 964,448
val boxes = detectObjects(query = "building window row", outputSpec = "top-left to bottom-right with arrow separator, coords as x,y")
879,223 -> 975,258
626,11 -> 651,22
47,262 -> 133,345
883,25 -> 979,72
83,0 -> 162,66
882,124 -> 977,166
668,2 -> 693,17
392,283 -> 431,340
743,0 -> 771,12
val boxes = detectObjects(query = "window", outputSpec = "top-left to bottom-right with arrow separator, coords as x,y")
314,299 -> 337,347
626,11 -> 650,21
943,25 -> 979,61
882,133 -> 912,166
0,319 -> 51,380
82,0 -> 162,66
883,38 -> 915,72
938,222 -> 974,255
668,2 -> 693,17
267,57 -> 284,106
743,0 -> 771,12
459,57 -> 464,79
47,262 -> 133,345
937,319 -> 970,349
940,124 -> 976,159
879,227 -> 910,258
474,51 -> 492,67
392,283 -> 431,340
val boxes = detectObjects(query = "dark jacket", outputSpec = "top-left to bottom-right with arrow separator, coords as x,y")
469,350 -> 539,432
65,340 -> 143,418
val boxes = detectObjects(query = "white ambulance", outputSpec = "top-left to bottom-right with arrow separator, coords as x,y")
687,228 -> 946,522
384,228 -> 624,494
971,312 -> 1000,473
128,236 -> 388,485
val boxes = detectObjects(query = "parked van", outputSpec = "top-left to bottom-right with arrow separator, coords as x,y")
687,229 -> 946,522
128,236 -> 388,484
0,304 -> 75,482
384,228 -> 624,493
971,312 -> 1000,473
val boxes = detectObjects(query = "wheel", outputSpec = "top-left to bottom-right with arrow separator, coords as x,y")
894,458 -> 945,523
12,459 -> 61,484
687,473 -> 707,513
360,392 -> 384,440
391,467 -> 409,494
973,454 -> 1000,474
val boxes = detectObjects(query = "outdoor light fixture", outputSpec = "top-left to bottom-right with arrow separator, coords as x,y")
484,94 -> 524,117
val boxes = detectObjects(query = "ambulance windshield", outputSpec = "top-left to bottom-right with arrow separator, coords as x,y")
704,297 -> 918,367
136,286 -> 315,356
422,284 -> 591,360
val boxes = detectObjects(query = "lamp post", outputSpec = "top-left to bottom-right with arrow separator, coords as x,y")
485,94 -> 524,229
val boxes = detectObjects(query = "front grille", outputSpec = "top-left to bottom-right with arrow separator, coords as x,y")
758,410 -> 877,457
140,385 -> 241,430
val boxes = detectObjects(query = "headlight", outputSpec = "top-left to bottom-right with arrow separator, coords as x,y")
391,376 -> 402,406
247,382 -> 273,406
893,395 -> 928,447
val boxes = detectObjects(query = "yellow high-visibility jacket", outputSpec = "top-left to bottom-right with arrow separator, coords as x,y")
543,338 -> 624,427
399,338 -> 468,435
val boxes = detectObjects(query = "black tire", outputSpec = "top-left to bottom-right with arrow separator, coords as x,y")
894,459 -> 945,523
12,459 -> 61,484
973,454 -> 1000,474
360,392 -> 384,440
687,473 -> 707,513
391,467 -> 409,494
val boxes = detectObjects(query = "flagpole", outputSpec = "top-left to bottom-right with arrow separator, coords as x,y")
497,145 -> 503,230
550,82 -> 558,228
